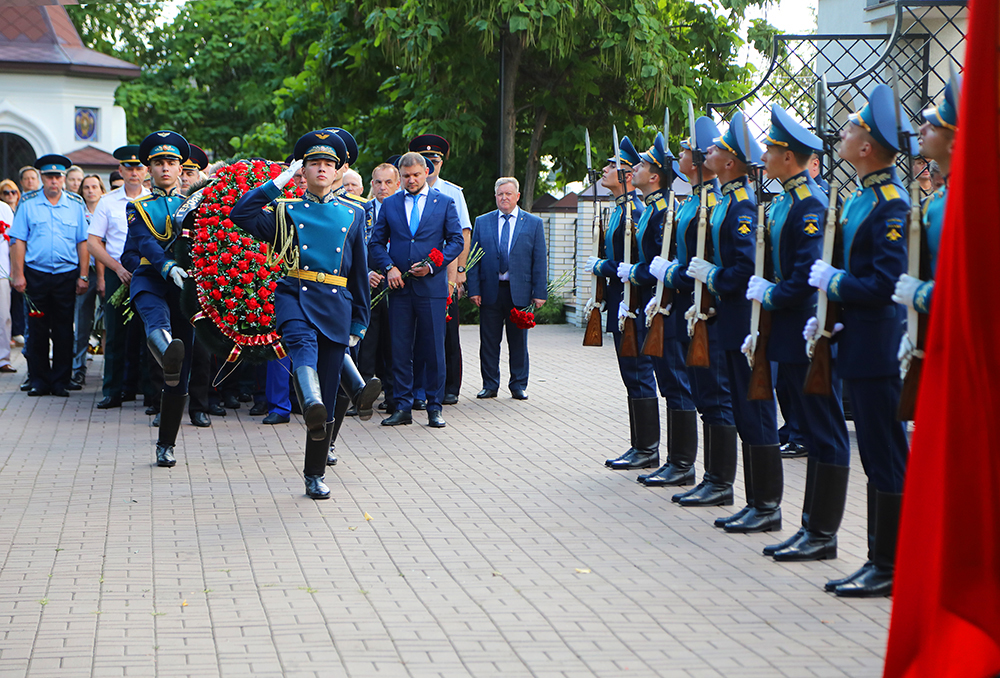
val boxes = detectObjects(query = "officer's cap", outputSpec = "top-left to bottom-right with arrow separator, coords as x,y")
680,116 -> 720,154
409,134 -> 450,160
294,130 -> 348,168
639,132 -> 676,171
849,83 -> 916,154
183,144 -> 209,171
922,72 -> 961,131
325,128 -> 358,166
714,111 -> 763,166
606,136 -> 642,169
284,154 -> 294,165
139,131 -> 190,166
34,154 -> 72,175
113,145 -> 142,167
765,104 -> 823,155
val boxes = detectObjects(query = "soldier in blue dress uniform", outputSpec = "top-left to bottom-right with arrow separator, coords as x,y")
230,131 -> 370,499
806,83 -> 914,596
620,133 -> 697,481
685,112 -> 781,525
584,137 -> 660,470
745,105 -> 852,557
120,131 -> 194,468
646,117 -> 737,494
893,73 -> 960,337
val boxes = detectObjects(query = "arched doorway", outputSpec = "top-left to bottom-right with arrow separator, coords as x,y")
1,133 -> 37,184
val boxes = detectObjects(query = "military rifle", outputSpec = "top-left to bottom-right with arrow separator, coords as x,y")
582,128 -> 605,347
685,100 -> 712,368
743,108 -> 773,400
642,108 -> 675,358
615,125 -> 640,357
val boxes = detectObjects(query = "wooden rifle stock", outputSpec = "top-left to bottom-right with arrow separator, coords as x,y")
643,312 -> 664,358
583,201 -> 605,347
896,313 -> 927,420
898,182 -> 927,420
804,179 -> 840,396
620,197 -> 639,357
642,190 -> 676,358
747,310 -> 773,400
686,185 -> 711,367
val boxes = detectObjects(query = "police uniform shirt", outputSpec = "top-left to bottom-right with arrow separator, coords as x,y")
88,185 -> 151,263
430,178 -> 472,231
497,205 -> 519,282
9,189 -> 88,274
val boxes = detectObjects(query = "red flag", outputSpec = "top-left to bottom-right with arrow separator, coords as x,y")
883,0 -> 1000,675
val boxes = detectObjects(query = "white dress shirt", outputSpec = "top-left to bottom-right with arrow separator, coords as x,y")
403,183 -> 430,227
87,185 -> 151,263
497,206 -> 518,282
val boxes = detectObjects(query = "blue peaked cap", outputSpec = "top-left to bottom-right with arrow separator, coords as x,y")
714,110 -> 763,166
638,132 -> 675,171
849,83 -> 917,155
34,154 -> 72,174
139,130 -> 190,166
607,136 -> 642,168
765,104 -> 823,155
680,116 -> 719,154
922,72 -> 961,130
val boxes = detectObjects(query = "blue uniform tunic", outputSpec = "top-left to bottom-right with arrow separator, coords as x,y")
826,167 -> 910,492
912,182 -> 947,314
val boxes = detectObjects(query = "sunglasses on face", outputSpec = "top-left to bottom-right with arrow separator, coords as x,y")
2,190 -> 17,196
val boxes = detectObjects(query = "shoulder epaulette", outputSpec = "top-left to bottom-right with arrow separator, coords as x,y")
340,193 -> 366,206
20,189 -> 41,202
64,192 -> 85,205
442,179 -> 464,191
132,194 -> 156,204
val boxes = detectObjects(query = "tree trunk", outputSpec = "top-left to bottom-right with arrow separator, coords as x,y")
500,30 -> 524,178
521,105 -> 548,211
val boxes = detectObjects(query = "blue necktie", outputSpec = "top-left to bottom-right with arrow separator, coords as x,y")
499,213 -> 511,274
408,193 -> 421,235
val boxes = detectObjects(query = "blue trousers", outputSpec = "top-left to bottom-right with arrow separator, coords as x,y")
845,377 -> 909,492
775,363 -> 806,446
778,362 -> 850,466
389,291 -> 447,412
280,319 -> 346,421
651,332 -> 695,410
132,288 -> 194,394
610,323 -> 657,399
675,310 -> 734,426
478,283 -> 529,391
266,355 -> 291,416
725,350 -> 779,446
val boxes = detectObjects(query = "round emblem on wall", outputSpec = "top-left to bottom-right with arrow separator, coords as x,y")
74,108 -> 98,141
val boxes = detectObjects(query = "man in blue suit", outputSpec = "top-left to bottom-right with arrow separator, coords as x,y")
468,177 -> 547,400
368,152 -> 464,428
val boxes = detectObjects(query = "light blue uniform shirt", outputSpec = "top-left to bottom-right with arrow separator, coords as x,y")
429,177 -> 472,231
9,190 -> 88,275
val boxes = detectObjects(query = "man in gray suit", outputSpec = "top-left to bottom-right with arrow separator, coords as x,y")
468,177 -> 547,400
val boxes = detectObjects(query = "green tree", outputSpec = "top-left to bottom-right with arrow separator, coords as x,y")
66,1 -> 164,65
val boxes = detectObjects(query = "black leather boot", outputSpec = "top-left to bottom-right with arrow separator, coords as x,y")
715,443 -> 752,527
765,456 -> 817,556
673,420 -> 712,503
678,424 -> 737,507
341,355 -> 381,422
641,409 -> 697,486
834,490 -> 900,597
608,397 -> 659,470
826,482 -> 876,591
774,462 -> 849,561
155,391 -> 187,467
328,391 -> 351,466
605,399 -> 637,467
293,366 -> 327,440
147,329 -> 185,388
724,444 -> 783,533
303,423 -> 335,499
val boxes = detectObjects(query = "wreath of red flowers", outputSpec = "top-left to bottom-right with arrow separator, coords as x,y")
178,160 -> 303,363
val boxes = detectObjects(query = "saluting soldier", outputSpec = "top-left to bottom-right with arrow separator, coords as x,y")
584,138 -> 660,470
806,84 -> 913,597
230,131 -> 370,499
646,118 -> 736,492
120,131 -> 193,467
620,133 -> 696,478
749,105 -> 852,558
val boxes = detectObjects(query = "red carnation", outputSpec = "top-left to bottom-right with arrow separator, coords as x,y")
222,219 -> 234,229
210,289 -> 222,300
263,303 -> 274,313
229,245 -> 241,255
227,268 -> 239,278
269,164 -> 282,178
224,299 -> 236,310
216,230 -> 227,241
510,308 -> 536,330
257,268 -> 269,279
215,276 -> 227,288
221,206 -> 231,216
268,281 -> 276,290
209,216 -> 219,226
258,314 -> 271,324
238,260 -> 250,271
246,312 -> 258,323
247,298 -> 260,310
233,287 -> 245,298
241,236 -> 252,247
221,253 -> 232,265
258,287 -> 270,299
241,272 -> 254,284
224,313 -> 237,324
227,232 -> 239,243
206,242 -> 218,254
428,248 -> 444,267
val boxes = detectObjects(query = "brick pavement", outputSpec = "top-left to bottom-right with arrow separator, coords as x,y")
0,325 -> 891,677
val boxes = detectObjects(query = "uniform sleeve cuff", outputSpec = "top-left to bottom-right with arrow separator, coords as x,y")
706,266 -> 721,296
761,285 -> 777,311
628,264 -> 641,285
664,263 -> 679,287
350,323 -> 367,339
160,260 -> 177,279
914,281 -> 933,314
261,180 -> 283,201
827,271 -> 846,301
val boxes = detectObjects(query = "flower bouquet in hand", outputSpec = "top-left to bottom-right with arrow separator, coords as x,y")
507,269 -> 574,330
370,247 -> 444,308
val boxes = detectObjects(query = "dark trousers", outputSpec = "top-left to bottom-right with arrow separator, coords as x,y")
102,270 -> 130,399
267,355 -> 292,416
73,267 -> 98,374
675,309 -> 734,426
24,267 -> 77,391
389,291 -> 447,412
124,307 -> 148,398
10,289 -> 25,337
132,288 -> 194,394
779,362 -> 850,466
280,318 -> 346,420
188,340 -> 211,414
651,331 -> 696,410
444,295 -> 462,396
775,363 -> 806,446
725,349 -> 779,446
478,282 -> 529,392
358,287 -> 394,406
845,376 -> 910,492
611,322 -> 657,399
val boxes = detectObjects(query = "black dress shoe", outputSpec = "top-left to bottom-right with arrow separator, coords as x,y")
66,381 -> 83,391
477,389 -> 498,399
412,399 -> 426,410
51,387 -> 69,397
345,406 -> 358,417
152,413 -> 161,427
190,411 -> 211,427
510,389 -> 528,400
223,394 -> 240,409
442,393 -> 459,405
97,396 -> 122,409
71,371 -> 86,386
249,402 -> 268,416
427,410 -> 446,428
262,412 -> 289,424
381,410 -> 412,426
209,403 -> 226,416
327,450 -> 338,466
237,391 -> 252,403
120,392 -> 136,403
780,442 -> 809,458
27,387 -> 48,397
377,402 -> 388,410
20,376 -> 32,391
145,405 -> 160,415
304,475 -> 330,499
156,444 -> 176,467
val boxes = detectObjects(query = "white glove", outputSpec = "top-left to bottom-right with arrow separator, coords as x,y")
585,256 -> 600,275
741,333 -> 755,357
892,273 -> 922,309
746,275 -> 775,303
897,332 -> 914,363
273,158 -> 303,190
618,300 -> 629,320
808,259 -> 841,292
803,315 -> 844,342
168,266 -> 188,289
616,262 -> 632,283
349,335 -> 360,348
649,256 -> 671,282
687,257 -> 714,284
645,297 -> 658,316
684,304 -> 697,322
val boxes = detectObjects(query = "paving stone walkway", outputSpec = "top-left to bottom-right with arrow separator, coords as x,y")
0,325 -> 891,677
